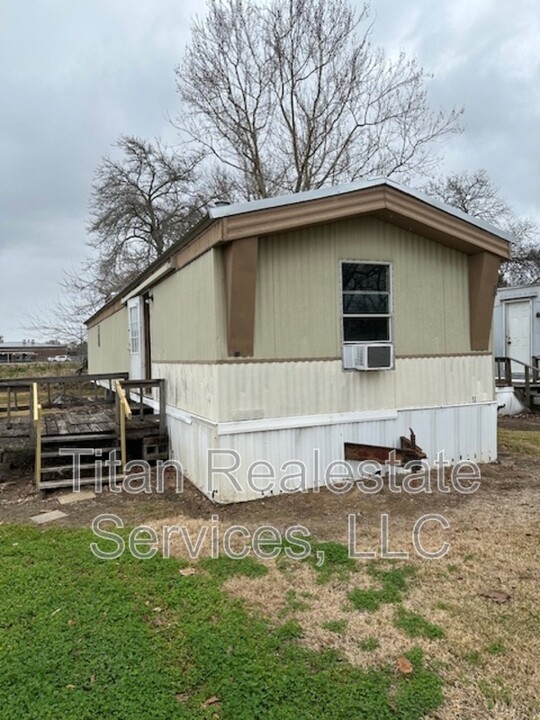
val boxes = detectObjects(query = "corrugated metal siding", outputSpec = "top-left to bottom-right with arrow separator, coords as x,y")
151,362 -> 219,421
254,216 -> 471,359
150,249 -> 226,362
87,307 -> 129,374
216,355 -> 493,422
167,401 -> 497,504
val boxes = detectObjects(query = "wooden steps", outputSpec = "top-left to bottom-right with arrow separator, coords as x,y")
38,430 -> 121,491
37,475 -> 126,490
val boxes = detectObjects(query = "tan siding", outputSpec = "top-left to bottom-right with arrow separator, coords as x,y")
87,307 -> 129,374
216,355 -> 493,422
151,362 -> 219,421
150,249 -> 226,362
253,217 -> 471,359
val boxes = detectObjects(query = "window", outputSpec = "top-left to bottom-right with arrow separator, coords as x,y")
129,305 -> 140,354
97,324 -> 101,348
341,262 -> 391,342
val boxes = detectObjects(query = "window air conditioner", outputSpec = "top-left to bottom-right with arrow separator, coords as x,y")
343,343 -> 394,371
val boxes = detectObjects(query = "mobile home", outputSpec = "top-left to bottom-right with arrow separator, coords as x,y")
86,178 -> 511,502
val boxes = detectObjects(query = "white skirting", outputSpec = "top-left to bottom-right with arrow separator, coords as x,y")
165,401 -> 498,504
496,386 -> 528,416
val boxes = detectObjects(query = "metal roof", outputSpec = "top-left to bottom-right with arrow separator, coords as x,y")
208,177 -> 515,244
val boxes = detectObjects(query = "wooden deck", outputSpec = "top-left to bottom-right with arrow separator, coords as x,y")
0,374 -> 169,489
0,404 -> 162,442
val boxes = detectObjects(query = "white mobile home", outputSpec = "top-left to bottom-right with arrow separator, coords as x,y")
86,179 -> 511,503
493,285 -> 540,369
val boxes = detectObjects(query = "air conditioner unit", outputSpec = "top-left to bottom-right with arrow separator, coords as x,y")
343,343 -> 394,371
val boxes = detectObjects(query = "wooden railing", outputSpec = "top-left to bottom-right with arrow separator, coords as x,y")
115,381 -> 133,472
495,356 -> 540,409
31,383 -> 42,490
0,380 -> 32,430
0,372 -> 128,409
123,379 -> 166,433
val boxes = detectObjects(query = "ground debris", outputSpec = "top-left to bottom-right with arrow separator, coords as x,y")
395,656 -> 414,674
478,590 -> 511,603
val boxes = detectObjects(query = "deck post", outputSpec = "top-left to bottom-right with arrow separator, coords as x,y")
505,358 -> 512,387
159,380 -> 166,436
31,384 -> 42,490
35,408 -> 42,491
525,366 -> 531,408
120,408 -> 126,472
28,386 -> 34,441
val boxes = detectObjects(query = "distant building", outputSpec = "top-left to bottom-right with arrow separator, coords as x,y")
0,342 -> 68,363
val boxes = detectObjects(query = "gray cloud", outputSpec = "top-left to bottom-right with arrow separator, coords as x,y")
1,0 -> 538,338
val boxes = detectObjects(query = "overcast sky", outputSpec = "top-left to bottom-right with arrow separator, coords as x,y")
1,0 -> 539,340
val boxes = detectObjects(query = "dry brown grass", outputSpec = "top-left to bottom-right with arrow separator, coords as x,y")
145,434 -> 540,719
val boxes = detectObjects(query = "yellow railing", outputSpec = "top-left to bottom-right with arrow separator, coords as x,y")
115,381 -> 132,471
32,383 -> 42,490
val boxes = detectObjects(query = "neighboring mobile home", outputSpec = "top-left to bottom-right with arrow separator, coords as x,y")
86,178 -> 511,503
493,285 -> 540,370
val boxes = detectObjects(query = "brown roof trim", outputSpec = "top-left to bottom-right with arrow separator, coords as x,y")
87,181 -> 511,328
84,214 -> 215,327
222,185 -> 511,259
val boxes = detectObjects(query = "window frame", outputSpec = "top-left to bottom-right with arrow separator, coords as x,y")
339,260 -> 393,345
129,304 -> 140,355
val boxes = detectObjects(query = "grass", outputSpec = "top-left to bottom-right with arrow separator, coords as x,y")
486,641 -> 506,655
0,525 -> 443,719
321,619 -> 348,634
359,637 -> 380,652
199,554 -> 269,581
463,650 -> 484,668
0,362 -> 79,380
307,540 -> 359,582
348,563 -> 416,612
498,427 -> 540,456
278,589 -> 311,617
394,609 -> 445,640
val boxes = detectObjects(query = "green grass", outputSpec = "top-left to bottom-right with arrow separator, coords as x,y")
359,637 -> 380,652
463,650 -> 484,667
0,525 -> 443,719
486,641 -> 506,655
278,589 -> 311,617
199,554 -> 269,580
321,619 -> 348,634
348,564 -> 416,612
307,540 -> 359,582
394,608 -> 445,640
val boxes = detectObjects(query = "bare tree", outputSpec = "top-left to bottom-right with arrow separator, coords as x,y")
27,136 -> 210,338
23,296 -> 87,348
425,170 -> 540,285
87,135 -> 205,288
175,0 -> 462,199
